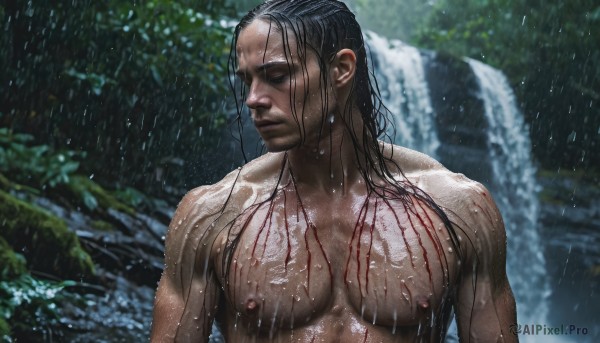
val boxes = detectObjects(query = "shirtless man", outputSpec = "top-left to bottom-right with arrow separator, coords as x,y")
151,1 -> 517,342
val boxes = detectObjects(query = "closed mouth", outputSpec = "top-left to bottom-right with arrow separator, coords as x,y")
254,120 -> 280,129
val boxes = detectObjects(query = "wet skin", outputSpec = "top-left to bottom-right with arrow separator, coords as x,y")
151,19 -> 517,343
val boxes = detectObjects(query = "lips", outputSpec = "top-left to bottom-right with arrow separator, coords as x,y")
253,119 -> 281,131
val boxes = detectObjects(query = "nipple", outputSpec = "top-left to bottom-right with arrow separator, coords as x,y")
245,299 -> 259,315
416,295 -> 430,312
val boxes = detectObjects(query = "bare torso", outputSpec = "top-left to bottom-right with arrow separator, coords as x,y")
205,149 -> 460,342
151,145 -> 517,343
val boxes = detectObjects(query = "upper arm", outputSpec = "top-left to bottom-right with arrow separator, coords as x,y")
150,189 -> 223,343
451,181 -> 518,342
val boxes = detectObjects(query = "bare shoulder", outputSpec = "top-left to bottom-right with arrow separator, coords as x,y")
152,153 -> 286,341
384,143 -> 505,258
384,142 -> 496,215
176,152 -> 283,215
410,166 -> 496,216
164,152 -> 285,254
382,142 -> 445,174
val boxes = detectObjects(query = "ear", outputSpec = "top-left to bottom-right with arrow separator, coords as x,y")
330,48 -> 356,88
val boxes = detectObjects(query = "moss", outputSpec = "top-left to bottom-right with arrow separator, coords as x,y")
538,189 -> 564,206
0,190 -> 95,280
537,168 -> 600,185
0,174 -> 10,191
0,237 -> 27,280
90,220 -> 114,232
537,168 -> 600,206
589,265 -> 600,277
0,317 -> 10,341
64,175 -> 135,215
0,173 -> 40,195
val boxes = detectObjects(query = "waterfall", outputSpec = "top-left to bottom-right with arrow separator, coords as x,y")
366,31 -> 440,156
366,34 -> 554,340
466,58 -> 549,324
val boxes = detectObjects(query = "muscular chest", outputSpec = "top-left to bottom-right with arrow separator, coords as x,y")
216,188 -> 460,331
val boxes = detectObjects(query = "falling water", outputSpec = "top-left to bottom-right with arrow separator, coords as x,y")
466,58 -> 549,326
365,34 -> 554,341
366,31 -> 440,156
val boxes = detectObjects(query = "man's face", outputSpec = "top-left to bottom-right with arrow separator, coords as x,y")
236,19 -> 333,152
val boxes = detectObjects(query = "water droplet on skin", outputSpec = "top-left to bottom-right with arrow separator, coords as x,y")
448,247 -> 453,253
177,219 -> 183,225
319,149 -> 325,155
234,312 -> 240,330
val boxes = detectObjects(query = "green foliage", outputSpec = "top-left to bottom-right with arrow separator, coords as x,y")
0,128 -> 83,189
113,185 -> 169,211
1,0 -> 236,195
63,175 -> 135,214
227,0 -> 262,13
414,0 -> 600,171
0,274 -> 74,341
346,0 -> 434,41
0,318 -> 8,343
0,237 -> 26,281
1,229 -> 75,342
0,127 -> 158,216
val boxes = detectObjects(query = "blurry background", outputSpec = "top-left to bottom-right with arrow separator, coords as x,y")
0,0 -> 597,341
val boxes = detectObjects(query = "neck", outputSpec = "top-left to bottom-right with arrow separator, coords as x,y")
284,112 -> 370,195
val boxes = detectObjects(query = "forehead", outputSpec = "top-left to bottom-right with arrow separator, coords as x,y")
236,19 -> 298,66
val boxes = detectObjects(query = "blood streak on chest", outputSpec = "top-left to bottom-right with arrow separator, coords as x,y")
224,184 -> 334,326
223,181 -> 456,330
342,191 -> 453,318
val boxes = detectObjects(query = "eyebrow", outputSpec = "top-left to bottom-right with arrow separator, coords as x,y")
235,61 -> 290,77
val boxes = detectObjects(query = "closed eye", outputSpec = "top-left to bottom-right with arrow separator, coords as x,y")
267,74 -> 286,85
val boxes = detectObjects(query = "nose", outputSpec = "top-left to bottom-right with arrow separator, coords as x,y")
245,82 -> 271,110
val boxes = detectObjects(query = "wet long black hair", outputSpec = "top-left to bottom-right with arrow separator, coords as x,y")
222,0 -> 468,340
228,0 -> 462,253
229,0 -> 390,163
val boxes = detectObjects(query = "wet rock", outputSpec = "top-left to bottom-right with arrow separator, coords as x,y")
0,189 -> 95,280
